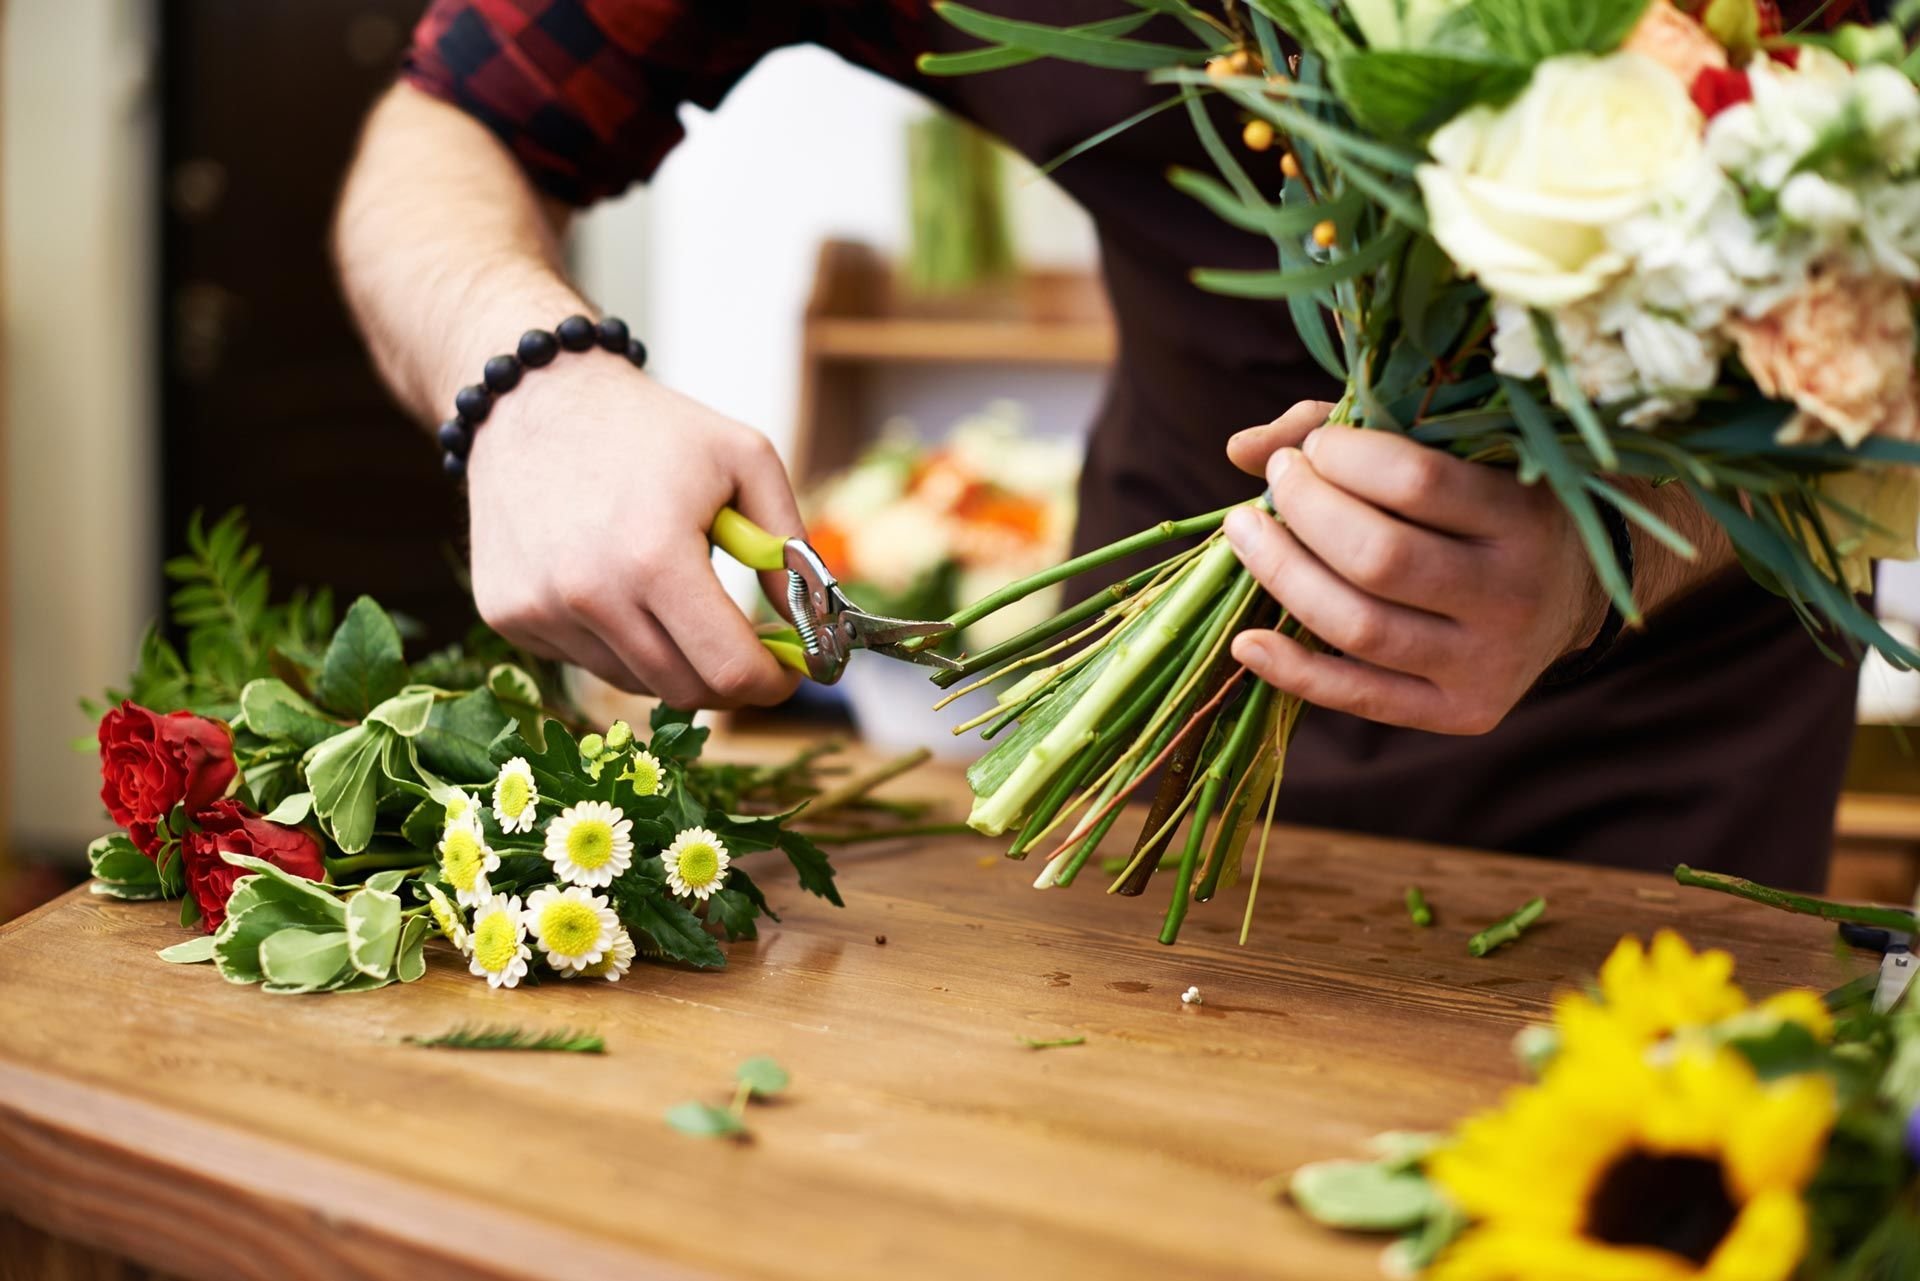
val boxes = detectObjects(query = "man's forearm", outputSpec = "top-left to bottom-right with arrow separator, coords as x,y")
1623,480 -> 1735,621
333,83 -> 587,427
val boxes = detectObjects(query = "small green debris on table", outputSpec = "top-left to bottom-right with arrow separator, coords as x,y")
1404,886 -> 1433,928
404,1024 -> 605,1053
666,1056 -> 790,1140
1467,897 -> 1546,958
1017,1034 -> 1086,1050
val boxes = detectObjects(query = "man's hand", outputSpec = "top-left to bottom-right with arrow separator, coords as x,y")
467,354 -> 804,709
1222,401 -> 1606,735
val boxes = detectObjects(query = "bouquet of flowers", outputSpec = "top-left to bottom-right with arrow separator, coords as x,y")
804,401 -> 1080,652
1286,931 -> 1920,1279
86,512 -> 858,995
922,0 -> 1920,943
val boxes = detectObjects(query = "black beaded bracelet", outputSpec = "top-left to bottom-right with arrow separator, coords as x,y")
437,314 -> 647,476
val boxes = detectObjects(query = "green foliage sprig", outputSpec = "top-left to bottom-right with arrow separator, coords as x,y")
405,1025 -> 607,1053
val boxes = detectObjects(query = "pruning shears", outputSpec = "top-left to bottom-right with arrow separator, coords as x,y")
1839,922 -> 1917,1014
711,507 -> 959,686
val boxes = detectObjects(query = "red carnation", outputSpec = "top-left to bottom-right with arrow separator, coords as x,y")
98,702 -> 237,856
1692,65 -> 1755,120
182,799 -> 326,932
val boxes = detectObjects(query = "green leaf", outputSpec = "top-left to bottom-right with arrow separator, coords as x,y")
306,724 -> 386,854
221,854 -> 346,922
1330,49 -> 1529,140
778,830 -> 843,907
1194,223 -> 1413,299
918,11 -> 1153,73
486,664 -> 545,746
257,927 -> 353,991
365,686 -> 437,738
158,935 -> 218,964
706,887 -> 760,941
262,791 -> 314,826
314,596 -> 407,718
87,833 -> 165,900
238,679 -> 342,749
407,1024 -> 606,1052
1244,0 -> 1358,59
395,915 -> 430,983
736,1056 -> 790,1098
212,893 -> 338,984
415,688 -> 512,782
363,868 -> 412,896
1472,0 -> 1651,60
1289,1158 -> 1440,1231
648,705 -> 710,763
933,2 -> 1210,71
344,886 -> 403,978
664,1101 -> 747,1138
630,896 -> 727,969
401,797 -> 448,852
1502,378 -> 1637,620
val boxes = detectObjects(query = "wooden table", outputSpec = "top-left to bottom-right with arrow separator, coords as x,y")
0,823 -> 1863,1281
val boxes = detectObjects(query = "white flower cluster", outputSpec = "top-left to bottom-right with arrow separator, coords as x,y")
1423,38 -> 1920,430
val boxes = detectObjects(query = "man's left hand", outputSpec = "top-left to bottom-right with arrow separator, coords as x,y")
1223,401 -> 1606,735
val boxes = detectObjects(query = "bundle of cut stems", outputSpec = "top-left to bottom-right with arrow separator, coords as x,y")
933,498 -> 1307,945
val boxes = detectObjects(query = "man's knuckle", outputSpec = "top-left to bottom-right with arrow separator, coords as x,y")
1350,532 -> 1412,592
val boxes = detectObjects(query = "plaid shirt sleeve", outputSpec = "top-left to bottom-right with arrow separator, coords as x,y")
403,0 -> 818,205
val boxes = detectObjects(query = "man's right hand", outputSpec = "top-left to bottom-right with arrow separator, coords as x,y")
466,350 -> 805,710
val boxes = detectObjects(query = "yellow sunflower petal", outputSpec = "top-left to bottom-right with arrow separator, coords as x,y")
1754,989 -> 1834,1042
1723,1074 -> 1836,1198
1704,1189 -> 1808,1281
1432,1224 -> 1698,1281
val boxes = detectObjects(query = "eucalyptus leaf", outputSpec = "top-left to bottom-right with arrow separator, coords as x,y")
239,678 -> 342,749
344,886 -> 403,978
258,927 -> 353,990
158,935 -> 218,964
1289,1158 -> 1439,1231
664,1101 -> 747,1139
315,596 -> 407,718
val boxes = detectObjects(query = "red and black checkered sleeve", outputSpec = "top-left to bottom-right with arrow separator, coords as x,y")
402,0 -> 805,205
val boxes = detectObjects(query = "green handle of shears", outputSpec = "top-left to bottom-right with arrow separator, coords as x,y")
709,508 -> 814,676
711,506 -> 790,574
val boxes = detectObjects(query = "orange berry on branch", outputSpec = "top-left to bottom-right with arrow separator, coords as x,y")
1242,119 -> 1275,152
1311,220 -> 1337,249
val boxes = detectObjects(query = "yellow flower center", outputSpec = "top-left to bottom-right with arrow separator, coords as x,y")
630,756 -> 662,798
538,900 -> 602,958
675,842 -> 720,889
428,896 -> 462,940
566,818 -> 615,870
444,793 -> 471,825
472,911 -> 518,972
441,829 -> 485,892
497,771 -> 532,818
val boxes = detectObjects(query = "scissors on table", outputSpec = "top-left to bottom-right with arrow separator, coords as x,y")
711,508 -> 960,686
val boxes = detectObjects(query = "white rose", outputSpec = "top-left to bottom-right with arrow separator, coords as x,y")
1617,311 -> 1721,397
1856,63 -> 1920,167
1779,172 -> 1863,235
1416,54 -> 1705,309
1344,0 -> 1467,49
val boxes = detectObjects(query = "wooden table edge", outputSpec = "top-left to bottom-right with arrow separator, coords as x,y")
0,1059 -> 720,1281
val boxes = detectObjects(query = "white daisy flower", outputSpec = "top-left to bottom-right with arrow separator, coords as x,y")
492,757 -> 539,834
423,882 -> 469,952
626,749 -> 666,799
541,800 -> 633,888
562,925 -> 636,982
525,884 -> 618,972
467,894 -> 531,989
662,826 -> 731,901
438,823 -> 501,908
442,790 -> 480,835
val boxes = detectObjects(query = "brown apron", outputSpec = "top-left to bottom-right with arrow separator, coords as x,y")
881,2 -> 1857,889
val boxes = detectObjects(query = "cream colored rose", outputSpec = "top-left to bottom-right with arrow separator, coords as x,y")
1344,0 -> 1467,49
1416,53 -> 1706,308
1729,262 -> 1920,448
1806,467 -> 1920,594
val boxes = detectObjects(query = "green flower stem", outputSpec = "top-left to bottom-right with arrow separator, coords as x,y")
1047,796 -> 1127,889
1673,865 -> 1920,932
1240,693 -> 1306,947
943,505 -> 1238,635
710,507 -> 789,573
969,536 -> 1243,836
1104,670 -> 1248,894
1467,897 -> 1546,958
1405,886 -> 1433,928
324,852 -> 432,878
933,560 -> 1174,689
1162,681 -> 1273,943
1196,700 -> 1281,903
803,748 -> 931,824
1008,745 -> 1103,859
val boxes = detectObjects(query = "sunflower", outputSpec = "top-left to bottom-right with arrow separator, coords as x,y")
1555,931 -> 1833,1052
1428,1034 -> 1836,1281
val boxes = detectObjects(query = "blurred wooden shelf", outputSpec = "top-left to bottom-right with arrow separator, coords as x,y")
792,239 -> 1114,484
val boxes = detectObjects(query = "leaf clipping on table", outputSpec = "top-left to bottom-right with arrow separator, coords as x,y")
405,1025 -> 607,1053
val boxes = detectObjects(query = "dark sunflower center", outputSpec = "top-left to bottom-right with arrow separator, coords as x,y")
1585,1151 -> 1739,1266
